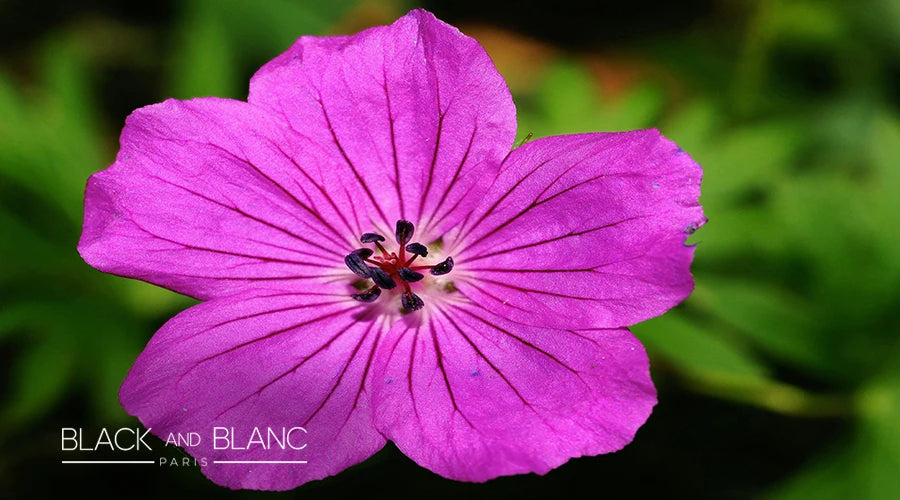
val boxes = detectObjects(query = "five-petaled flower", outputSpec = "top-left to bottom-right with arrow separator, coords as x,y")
78,9 -> 704,491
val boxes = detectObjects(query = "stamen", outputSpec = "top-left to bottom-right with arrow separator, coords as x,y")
395,220 -> 414,244
369,267 -> 397,290
351,248 -> 374,259
360,233 -> 385,243
344,253 -> 371,278
401,291 -> 424,311
405,242 -> 428,257
347,220 -> 454,311
430,256 -> 454,276
398,267 -> 424,283
351,286 -> 381,303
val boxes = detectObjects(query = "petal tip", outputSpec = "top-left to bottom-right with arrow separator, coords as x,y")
77,171 -> 117,267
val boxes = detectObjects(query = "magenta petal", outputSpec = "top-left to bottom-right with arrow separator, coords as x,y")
119,288 -> 387,490
370,305 -> 655,481
248,9 -> 516,236
79,8 -> 704,491
451,130 -> 705,329
78,97 -> 362,300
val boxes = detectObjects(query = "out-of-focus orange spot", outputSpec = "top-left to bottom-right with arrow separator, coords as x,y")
587,57 -> 646,99
586,54 -> 684,103
459,25 -> 556,93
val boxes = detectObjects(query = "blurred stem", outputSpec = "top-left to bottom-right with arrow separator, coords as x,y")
686,372 -> 851,418
731,0 -> 774,117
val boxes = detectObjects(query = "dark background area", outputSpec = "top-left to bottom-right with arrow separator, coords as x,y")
1,0 -> 898,498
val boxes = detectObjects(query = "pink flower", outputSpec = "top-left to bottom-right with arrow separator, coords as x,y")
78,9 -> 704,491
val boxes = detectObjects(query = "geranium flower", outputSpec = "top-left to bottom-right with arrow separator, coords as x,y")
78,9 -> 704,491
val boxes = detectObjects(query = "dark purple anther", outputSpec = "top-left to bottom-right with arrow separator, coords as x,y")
351,286 -> 382,303
344,252 -> 371,278
430,256 -> 454,276
398,267 -> 424,283
360,233 -> 385,243
395,220 -> 414,244
351,248 -> 374,259
405,242 -> 428,257
369,267 -> 397,289
401,291 -> 424,311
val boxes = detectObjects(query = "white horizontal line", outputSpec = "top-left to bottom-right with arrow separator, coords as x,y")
61,461 -> 155,464
213,460 -> 308,464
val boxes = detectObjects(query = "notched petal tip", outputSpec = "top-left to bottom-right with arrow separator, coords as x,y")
78,171 -> 118,266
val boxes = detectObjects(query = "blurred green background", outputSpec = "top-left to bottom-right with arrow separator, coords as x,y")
1,0 -> 898,497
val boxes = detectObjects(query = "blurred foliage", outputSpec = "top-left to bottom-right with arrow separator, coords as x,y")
0,0 -> 356,459
1,0 -> 899,497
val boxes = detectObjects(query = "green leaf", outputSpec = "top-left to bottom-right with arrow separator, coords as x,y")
170,2 -> 238,99
771,1 -> 847,44
634,311 -> 770,381
698,121 -> 800,209
867,114 -> 900,279
84,316 -> 143,422
691,274 -> 833,377
0,302 -> 79,426
0,210 -> 71,284
1,335 -> 77,427
118,279 -> 195,319
534,61 -> 663,136
537,61 -> 599,136
636,309 -> 848,417
211,0 -> 359,51
662,98 -> 719,154
690,204 -> 787,261
0,300 -> 150,429
169,0 -> 361,99
773,173 -> 895,321
0,71 -> 27,137
770,358 -> 900,499
0,37 -> 106,227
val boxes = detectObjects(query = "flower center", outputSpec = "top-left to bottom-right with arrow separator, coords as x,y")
344,219 -> 454,312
